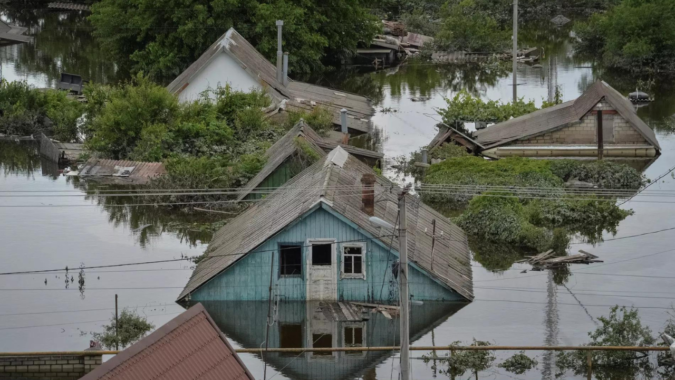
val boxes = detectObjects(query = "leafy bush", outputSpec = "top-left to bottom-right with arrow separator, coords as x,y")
429,143 -> 469,160
90,309 -> 154,349
499,352 -> 538,374
0,81 -> 84,141
550,159 -> 646,189
423,340 -> 495,378
574,0 -> 675,72
439,90 -> 539,130
285,107 -> 334,136
436,0 -> 510,52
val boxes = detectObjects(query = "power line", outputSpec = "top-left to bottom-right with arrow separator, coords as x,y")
474,298 -> 675,310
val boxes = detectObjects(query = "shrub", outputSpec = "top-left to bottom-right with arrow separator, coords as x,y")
90,309 -> 154,349
499,352 -> 538,374
285,106 -> 334,136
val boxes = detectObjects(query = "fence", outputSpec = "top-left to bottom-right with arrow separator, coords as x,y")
39,132 -> 60,163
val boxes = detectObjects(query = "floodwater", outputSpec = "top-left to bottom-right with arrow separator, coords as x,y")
2,8 -> 675,380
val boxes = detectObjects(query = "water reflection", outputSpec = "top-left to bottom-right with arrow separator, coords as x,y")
0,140 -> 42,177
0,8 -> 124,86
197,301 -> 466,380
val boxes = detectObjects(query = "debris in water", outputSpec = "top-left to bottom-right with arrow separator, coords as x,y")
518,250 -> 602,269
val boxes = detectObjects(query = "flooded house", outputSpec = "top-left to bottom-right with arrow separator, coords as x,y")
199,300 -> 466,380
178,146 -> 473,303
81,303 -> 254,380
78,159 -> 166,185
167,28 -> 374,136
430,81 -> 661,164
237,120 -> 383,200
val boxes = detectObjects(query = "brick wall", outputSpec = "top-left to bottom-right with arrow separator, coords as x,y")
511,102 -> 647,146
0,354 -> 101,380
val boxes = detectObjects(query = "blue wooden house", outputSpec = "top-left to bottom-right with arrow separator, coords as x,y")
177,147 -> 473,303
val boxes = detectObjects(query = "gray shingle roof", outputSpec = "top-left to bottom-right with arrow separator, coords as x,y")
236,120 -> 384,201
474,81 -> 660,150
179,147 -> 473,301
167,28 -> 374,133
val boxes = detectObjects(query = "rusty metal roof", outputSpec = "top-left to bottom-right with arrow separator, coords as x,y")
474,81 -> 660,150
81,303 -> 254,380
79,159 -> 166,185
179,147 -> 473,302
166,28 -> 374,134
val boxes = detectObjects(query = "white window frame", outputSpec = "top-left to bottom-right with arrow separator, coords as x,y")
342,322 -> 366,357
341,242 -> 366,279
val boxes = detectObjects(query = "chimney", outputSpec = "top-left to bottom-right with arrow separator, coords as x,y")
282,52 -> 289,86
361,173 -> 375,216
276,20 -> 284,83
340,108 -> 348,134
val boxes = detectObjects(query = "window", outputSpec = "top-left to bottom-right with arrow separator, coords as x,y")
344,324 -> 365,356
312,333 -> 333,356
342,243 -> 365,279
279,324 -> 302,357
312,243 -> 332,266
280,244 -> 302,276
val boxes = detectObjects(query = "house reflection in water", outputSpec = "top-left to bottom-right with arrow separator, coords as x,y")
194,301 -> 466,380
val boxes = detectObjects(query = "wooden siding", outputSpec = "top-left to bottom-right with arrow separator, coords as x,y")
190,208 -> 463,302
245,158 -> 301,200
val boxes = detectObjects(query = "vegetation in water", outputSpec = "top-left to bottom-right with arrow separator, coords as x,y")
423,339 -> 495,378
89,309 -> 155,350
439,90 -> 539,130
498,351 -> 538,374
89,0 -> 380,79
435,0 -> 510,52
574,0 -> 675,72
556,306 -> 656,380
0,81 -> 84,141
421,156 -> 640,257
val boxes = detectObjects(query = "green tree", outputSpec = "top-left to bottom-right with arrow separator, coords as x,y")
574,0 -> 675,72
91,309 -> 155,349
436,0 -> 510,52
89,0 -> 380,79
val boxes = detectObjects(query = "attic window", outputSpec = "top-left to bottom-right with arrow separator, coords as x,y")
280,244 -> 302,276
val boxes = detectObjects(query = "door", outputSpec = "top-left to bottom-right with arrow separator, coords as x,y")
306,239 -> 337,301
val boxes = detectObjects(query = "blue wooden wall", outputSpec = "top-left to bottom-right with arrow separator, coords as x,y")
191,205 -> 464,302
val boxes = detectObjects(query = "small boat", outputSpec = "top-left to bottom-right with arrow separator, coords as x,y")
628,90 -> 652,103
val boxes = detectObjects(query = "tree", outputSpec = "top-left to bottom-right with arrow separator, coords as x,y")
436,0 -> 510,52
574,0 -> 675,72
89,0 -> 380,79
91,309 -> 155,349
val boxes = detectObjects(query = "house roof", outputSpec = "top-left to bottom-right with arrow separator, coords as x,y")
80,303 -> 255,380
474,81 -> 660,150
79,159 -> 166,185
179,146 -> 473,301
236,120 -> 384,201
166,28 -> 374,134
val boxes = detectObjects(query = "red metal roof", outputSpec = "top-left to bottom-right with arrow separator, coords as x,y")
81,304 -> 254,380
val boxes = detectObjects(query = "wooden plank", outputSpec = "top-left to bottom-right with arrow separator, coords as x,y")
379,308 -> 393,319
351,302 -> 399,310
337,302 -> 358,321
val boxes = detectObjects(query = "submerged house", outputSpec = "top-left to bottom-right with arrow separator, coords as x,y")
199,300 -> 465,380
178,146 -> 473,303
430,81 -> 660,163
81,303 -> 254,380
237,120 -> 384,200
167,28 -> 374,135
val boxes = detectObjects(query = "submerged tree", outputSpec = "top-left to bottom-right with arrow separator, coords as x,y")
91,309 -> 155,349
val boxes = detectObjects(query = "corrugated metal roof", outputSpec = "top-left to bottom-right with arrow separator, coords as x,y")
166,28 -> 374,134
179,147 -> 473,302
81,303 -> 254,380
236,120 -> 384,201
474,81 -> 660,150
79,159 -> 166,185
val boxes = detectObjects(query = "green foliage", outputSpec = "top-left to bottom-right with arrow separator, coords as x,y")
423,340 -> 495,377
294,137 -> 322,163
89,0 -> 380,79
91,309 -> 154,349
436,0 -> 510,52
439,91 -> 539,128
400,8 -> 440,36
285,107 -> 334,136
556,306 -> 655,379
550,159 -> 646,189
574,0 -> 675,72
429,143 -> 469,160
499,352 -> 538,374
0,81 -> 84,141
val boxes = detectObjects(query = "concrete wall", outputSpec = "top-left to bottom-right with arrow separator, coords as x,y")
178,52 -> 263,102
190,205 -> 463,303
0,354 -> 101,379
510,102 -> 647,146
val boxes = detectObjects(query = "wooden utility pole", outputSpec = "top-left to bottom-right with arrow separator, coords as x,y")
114,294 -> 119,351
597,110 -> 604,160
512,0 -> 518,103
399,189 -> 410,380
